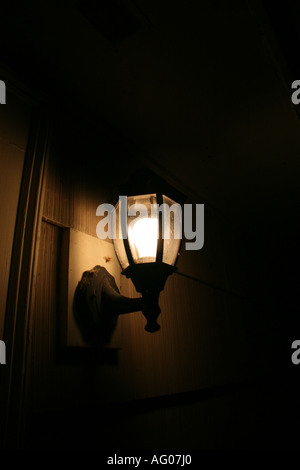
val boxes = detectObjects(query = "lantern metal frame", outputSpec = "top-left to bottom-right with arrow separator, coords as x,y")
74,169 -> 185,345
116,191 -> 181,332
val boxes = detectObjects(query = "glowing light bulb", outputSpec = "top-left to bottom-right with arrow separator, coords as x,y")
128,217 -> 158,261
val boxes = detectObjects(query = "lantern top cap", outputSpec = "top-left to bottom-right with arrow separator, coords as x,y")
113,167 -> 186,205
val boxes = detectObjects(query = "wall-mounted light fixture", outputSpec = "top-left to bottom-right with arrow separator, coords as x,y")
112,192 -> 182,332
74,169 -> 185,344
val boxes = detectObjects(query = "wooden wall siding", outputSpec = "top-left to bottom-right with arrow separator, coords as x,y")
0,92 -> 31,337
42,111 -> 133,237
26,162 -> 253,420
24,383 -> 272,450
25,222 -> 60,411
25,223 -> 255,415
175,200 -> 250,299
42,148 -> 128,238
119,272 -> 256,394
24,114 -> 257,428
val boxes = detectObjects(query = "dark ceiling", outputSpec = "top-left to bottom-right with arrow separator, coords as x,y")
1,0 -> 300,222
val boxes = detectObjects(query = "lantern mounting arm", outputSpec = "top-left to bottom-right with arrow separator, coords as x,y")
101,274 -> 144,316
74,265 -> 161,346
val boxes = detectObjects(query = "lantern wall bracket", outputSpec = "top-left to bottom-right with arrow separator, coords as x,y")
74,265 -> 170,346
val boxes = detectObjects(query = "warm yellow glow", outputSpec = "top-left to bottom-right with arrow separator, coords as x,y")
128,217 -> 158,260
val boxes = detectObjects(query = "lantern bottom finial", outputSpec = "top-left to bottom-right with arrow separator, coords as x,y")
142,290 -> 161,333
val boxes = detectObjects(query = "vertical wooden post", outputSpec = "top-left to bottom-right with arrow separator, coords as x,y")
0,108 -> 51,449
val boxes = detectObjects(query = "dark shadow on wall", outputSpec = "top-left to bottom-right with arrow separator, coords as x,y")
23,373 -> 300,450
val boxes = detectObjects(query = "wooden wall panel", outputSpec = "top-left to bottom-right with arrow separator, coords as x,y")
0,92 -> 31,337
119,271 -> 256,397
26,221 -> 61,411
25,227 -> 255,417
175,202 -> 248,298
42,115 -> 131,237
24,112 -> 257,444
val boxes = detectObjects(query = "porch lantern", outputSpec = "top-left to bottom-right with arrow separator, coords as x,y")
113,193 -> 182,332
74,170 -> 185,345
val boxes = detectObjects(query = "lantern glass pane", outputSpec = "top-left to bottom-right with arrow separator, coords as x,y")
113,199 -> 129,270
162,195 -> 182,266
127,194 -> 158,264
